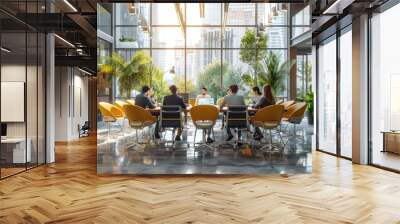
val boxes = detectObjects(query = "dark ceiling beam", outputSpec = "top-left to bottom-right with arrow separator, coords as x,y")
55,55 -> 96,71
67,13 -> 97,39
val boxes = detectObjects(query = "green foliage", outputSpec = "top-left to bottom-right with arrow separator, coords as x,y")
174,76 -> 196,94
100,51 -> 151,98
119,35 -> 136,42
148,64 -> 169,102
239,29 -> 268,84
304,91 -> 314,113
197,62 -> 243,99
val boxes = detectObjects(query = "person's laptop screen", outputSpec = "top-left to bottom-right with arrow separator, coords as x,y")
197,98 -> 214,105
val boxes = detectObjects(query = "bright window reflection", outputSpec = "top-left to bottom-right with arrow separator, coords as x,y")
112,3 -> 291,99
318,37 -> 337,154
340,29 -> 352,158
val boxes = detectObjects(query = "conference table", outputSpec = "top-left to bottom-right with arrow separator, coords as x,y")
147,105 -> 260,124
147,105 -> 259,114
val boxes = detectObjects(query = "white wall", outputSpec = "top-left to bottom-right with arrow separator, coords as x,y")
54,67 -> 89,141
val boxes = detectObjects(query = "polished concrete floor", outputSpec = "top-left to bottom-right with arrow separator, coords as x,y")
97,118 -> 313,175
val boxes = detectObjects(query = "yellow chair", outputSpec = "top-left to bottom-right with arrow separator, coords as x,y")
99,102 -> 125,138
189,98 -> 197,107
114,100 -> 128,117
280,100 -> 295,111
126,99 -> 135,106
282,102 -> 307,146
251,105 -> 285,153
123,104 -> 157,145
275,99 -> 284,105
190,105 -> 219,150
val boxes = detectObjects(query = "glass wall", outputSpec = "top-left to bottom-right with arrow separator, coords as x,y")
296,54 -> 311,97
317,36 -> 337,154
371,3 -> 400,171
339,28 -> 352,158
110,3 -> 290,101
0,3 -> 46,179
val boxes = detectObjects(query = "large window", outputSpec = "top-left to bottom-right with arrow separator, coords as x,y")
112,3 -> 291,100
317,36 -> 337,154
371,4 -> 400,171
339,28 -> 352,158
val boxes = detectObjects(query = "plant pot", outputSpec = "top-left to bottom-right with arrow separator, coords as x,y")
306,111 -> 314,125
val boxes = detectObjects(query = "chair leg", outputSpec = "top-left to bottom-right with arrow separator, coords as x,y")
107,122 -> 111,140
193,128 -> 197,146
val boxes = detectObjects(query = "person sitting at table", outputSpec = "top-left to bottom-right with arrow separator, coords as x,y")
251,86 -> 262,105
196,87 -> 211,99
221,84 -> 246,141
252,84 -> 276,140
135,85 -> 160,138
148,87 -> 157,105
163,85 -> 186,141
195,87 -> 214,143
135,85 -> 156,109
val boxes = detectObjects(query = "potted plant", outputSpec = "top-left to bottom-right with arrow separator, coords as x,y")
117,35 -> 138,48
304,91 -> 314,125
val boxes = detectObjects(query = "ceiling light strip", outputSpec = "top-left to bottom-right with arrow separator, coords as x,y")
54,34 -> 75,48
63,0 -> 78,12
1,47 -> 11,53
78,67 -> 93,76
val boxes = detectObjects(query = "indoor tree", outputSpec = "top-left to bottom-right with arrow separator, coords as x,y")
148,64 -> 169,102
197,62 -> 243,99
100,51 -> 151,98
242,52 -> 295,97
239,29 -> 268,85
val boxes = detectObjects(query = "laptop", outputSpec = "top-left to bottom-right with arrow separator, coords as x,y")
197,97 -> 214,105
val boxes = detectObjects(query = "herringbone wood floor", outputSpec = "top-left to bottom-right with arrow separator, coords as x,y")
1,136 -> 400,224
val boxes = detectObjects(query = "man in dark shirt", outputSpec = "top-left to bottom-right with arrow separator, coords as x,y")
135,85 -> 156,109
135,85 -> 160,138
163,85 -> 186,141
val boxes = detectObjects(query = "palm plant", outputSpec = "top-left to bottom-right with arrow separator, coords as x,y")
258,52 -> 295,96
100,51 -> 151,98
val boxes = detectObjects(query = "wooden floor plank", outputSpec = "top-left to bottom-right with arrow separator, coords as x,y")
0,136 -> 400,223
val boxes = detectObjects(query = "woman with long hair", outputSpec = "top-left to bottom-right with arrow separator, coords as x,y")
253,84 -> 275,109
252,84 -> 276,140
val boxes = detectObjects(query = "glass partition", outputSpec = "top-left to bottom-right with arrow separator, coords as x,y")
0,3 -> 46,179
97,3 -> 311,175
371,4 -> 400,171
317,37 -> 337,154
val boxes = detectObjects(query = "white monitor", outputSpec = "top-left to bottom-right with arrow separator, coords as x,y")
197,97 -> 214,105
